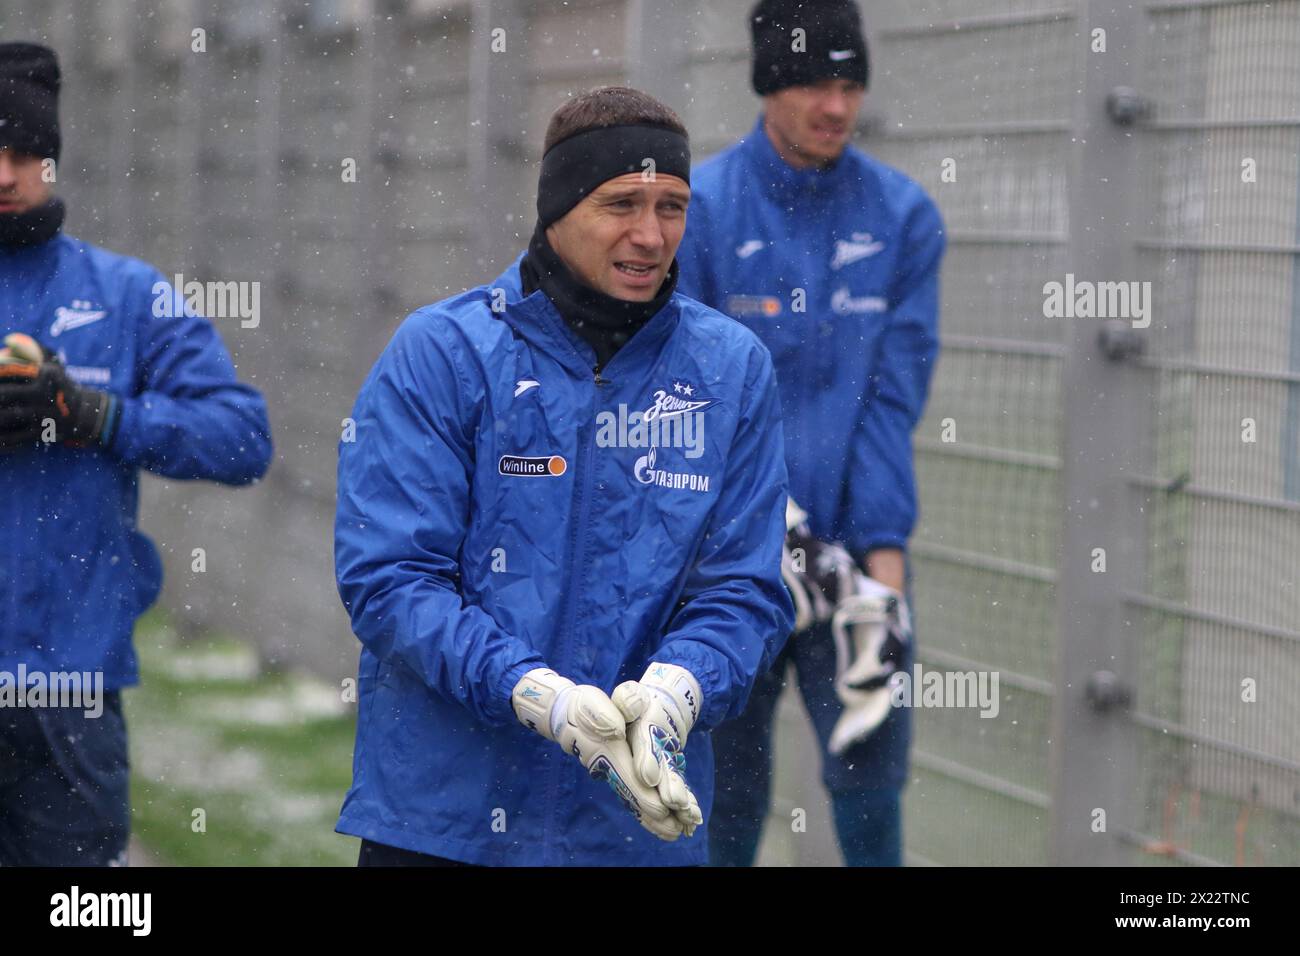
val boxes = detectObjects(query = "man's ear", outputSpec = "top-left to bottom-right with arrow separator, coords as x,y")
544,222 -> 562,263
545,221 -> 579,279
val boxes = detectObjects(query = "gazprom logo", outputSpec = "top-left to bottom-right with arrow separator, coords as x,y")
499,455 -> 567,477
633,447 -> 712,493
831,288 -> 888,315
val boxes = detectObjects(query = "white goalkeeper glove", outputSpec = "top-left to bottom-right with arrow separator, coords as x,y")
827,575 -> 912,756
611,663 -> 704,836
512,668 -> 696,841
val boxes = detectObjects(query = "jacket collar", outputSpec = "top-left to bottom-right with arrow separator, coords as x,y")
490,252 -> 681,381
0,229 -> 63,268
739,113 -> 855,204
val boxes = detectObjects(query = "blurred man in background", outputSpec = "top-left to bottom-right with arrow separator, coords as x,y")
334,86 -> 794,866
676,0 -> 946,866
0,42 -> 273,866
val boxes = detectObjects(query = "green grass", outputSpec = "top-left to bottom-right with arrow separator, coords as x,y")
125,612 -> 360,866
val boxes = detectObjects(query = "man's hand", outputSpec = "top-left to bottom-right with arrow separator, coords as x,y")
862,547 -> 906,592
611,663 -> 704,835
512,668 -> 697,841
0,332 -> 117,450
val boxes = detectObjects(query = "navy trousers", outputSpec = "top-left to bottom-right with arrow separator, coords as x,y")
0,691 -> 130,866
708,610 -> 913,867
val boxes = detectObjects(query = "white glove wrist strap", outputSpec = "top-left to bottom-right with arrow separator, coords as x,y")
511,668 -> 575,742
641,662 -> 702,737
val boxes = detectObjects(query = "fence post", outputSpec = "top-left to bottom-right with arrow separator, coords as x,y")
1051,0 -> 1153,866
624,0 -> 692,117
468,0 -> 527,275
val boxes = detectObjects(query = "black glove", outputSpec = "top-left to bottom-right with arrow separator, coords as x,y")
0,349 -> 118,451
781,511 -> 857,633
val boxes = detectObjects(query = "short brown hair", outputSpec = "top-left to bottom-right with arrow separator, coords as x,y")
543,86 -> 687,154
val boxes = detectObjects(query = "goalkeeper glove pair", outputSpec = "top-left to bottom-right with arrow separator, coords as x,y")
781,497 -> 912,755
512,662 -> 703,842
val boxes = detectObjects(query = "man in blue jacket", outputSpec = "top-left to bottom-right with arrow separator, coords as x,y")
0,42 -> 273,866
675,0 -> 946,866
335,86 -> 795,866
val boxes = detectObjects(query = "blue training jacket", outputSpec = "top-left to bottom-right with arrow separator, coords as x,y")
334,253 -> 795,866
676,115 -> 946,557
0,232 -> 273,689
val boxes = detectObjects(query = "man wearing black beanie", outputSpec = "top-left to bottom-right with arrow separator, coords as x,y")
0,42 -> 272,866
0,42 -> 64,245
677,0 -> 947,866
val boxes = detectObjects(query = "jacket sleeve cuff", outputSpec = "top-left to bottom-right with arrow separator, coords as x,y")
495,658 -> 544,727
103,394 -> 140,461
863,536 -> 908,553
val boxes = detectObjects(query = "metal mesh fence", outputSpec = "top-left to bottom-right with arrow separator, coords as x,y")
0,0 -> 1295,865
1120,0 -> 1300,866
862,1 -> 1078,865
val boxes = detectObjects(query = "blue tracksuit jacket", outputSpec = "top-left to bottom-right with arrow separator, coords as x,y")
0,232 -> 273,689
334,253 -> 795,866
676,116 -> 945,793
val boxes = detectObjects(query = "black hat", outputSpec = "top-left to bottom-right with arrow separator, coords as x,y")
0,42 -> 62,161
750,0 -> 869,96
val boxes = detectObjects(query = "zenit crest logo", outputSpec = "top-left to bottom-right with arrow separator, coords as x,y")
830,232 -> 886,270
50,300 -> 108,337
499,455 -> 567,477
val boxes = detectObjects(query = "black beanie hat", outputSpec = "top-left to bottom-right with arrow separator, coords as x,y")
0,42 -> 62,162
750,0 -> 869,96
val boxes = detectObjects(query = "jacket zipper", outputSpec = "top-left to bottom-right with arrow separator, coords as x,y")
540,362 -> 607,863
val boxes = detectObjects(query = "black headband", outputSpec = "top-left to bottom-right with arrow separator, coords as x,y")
536,124 -> 691,228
